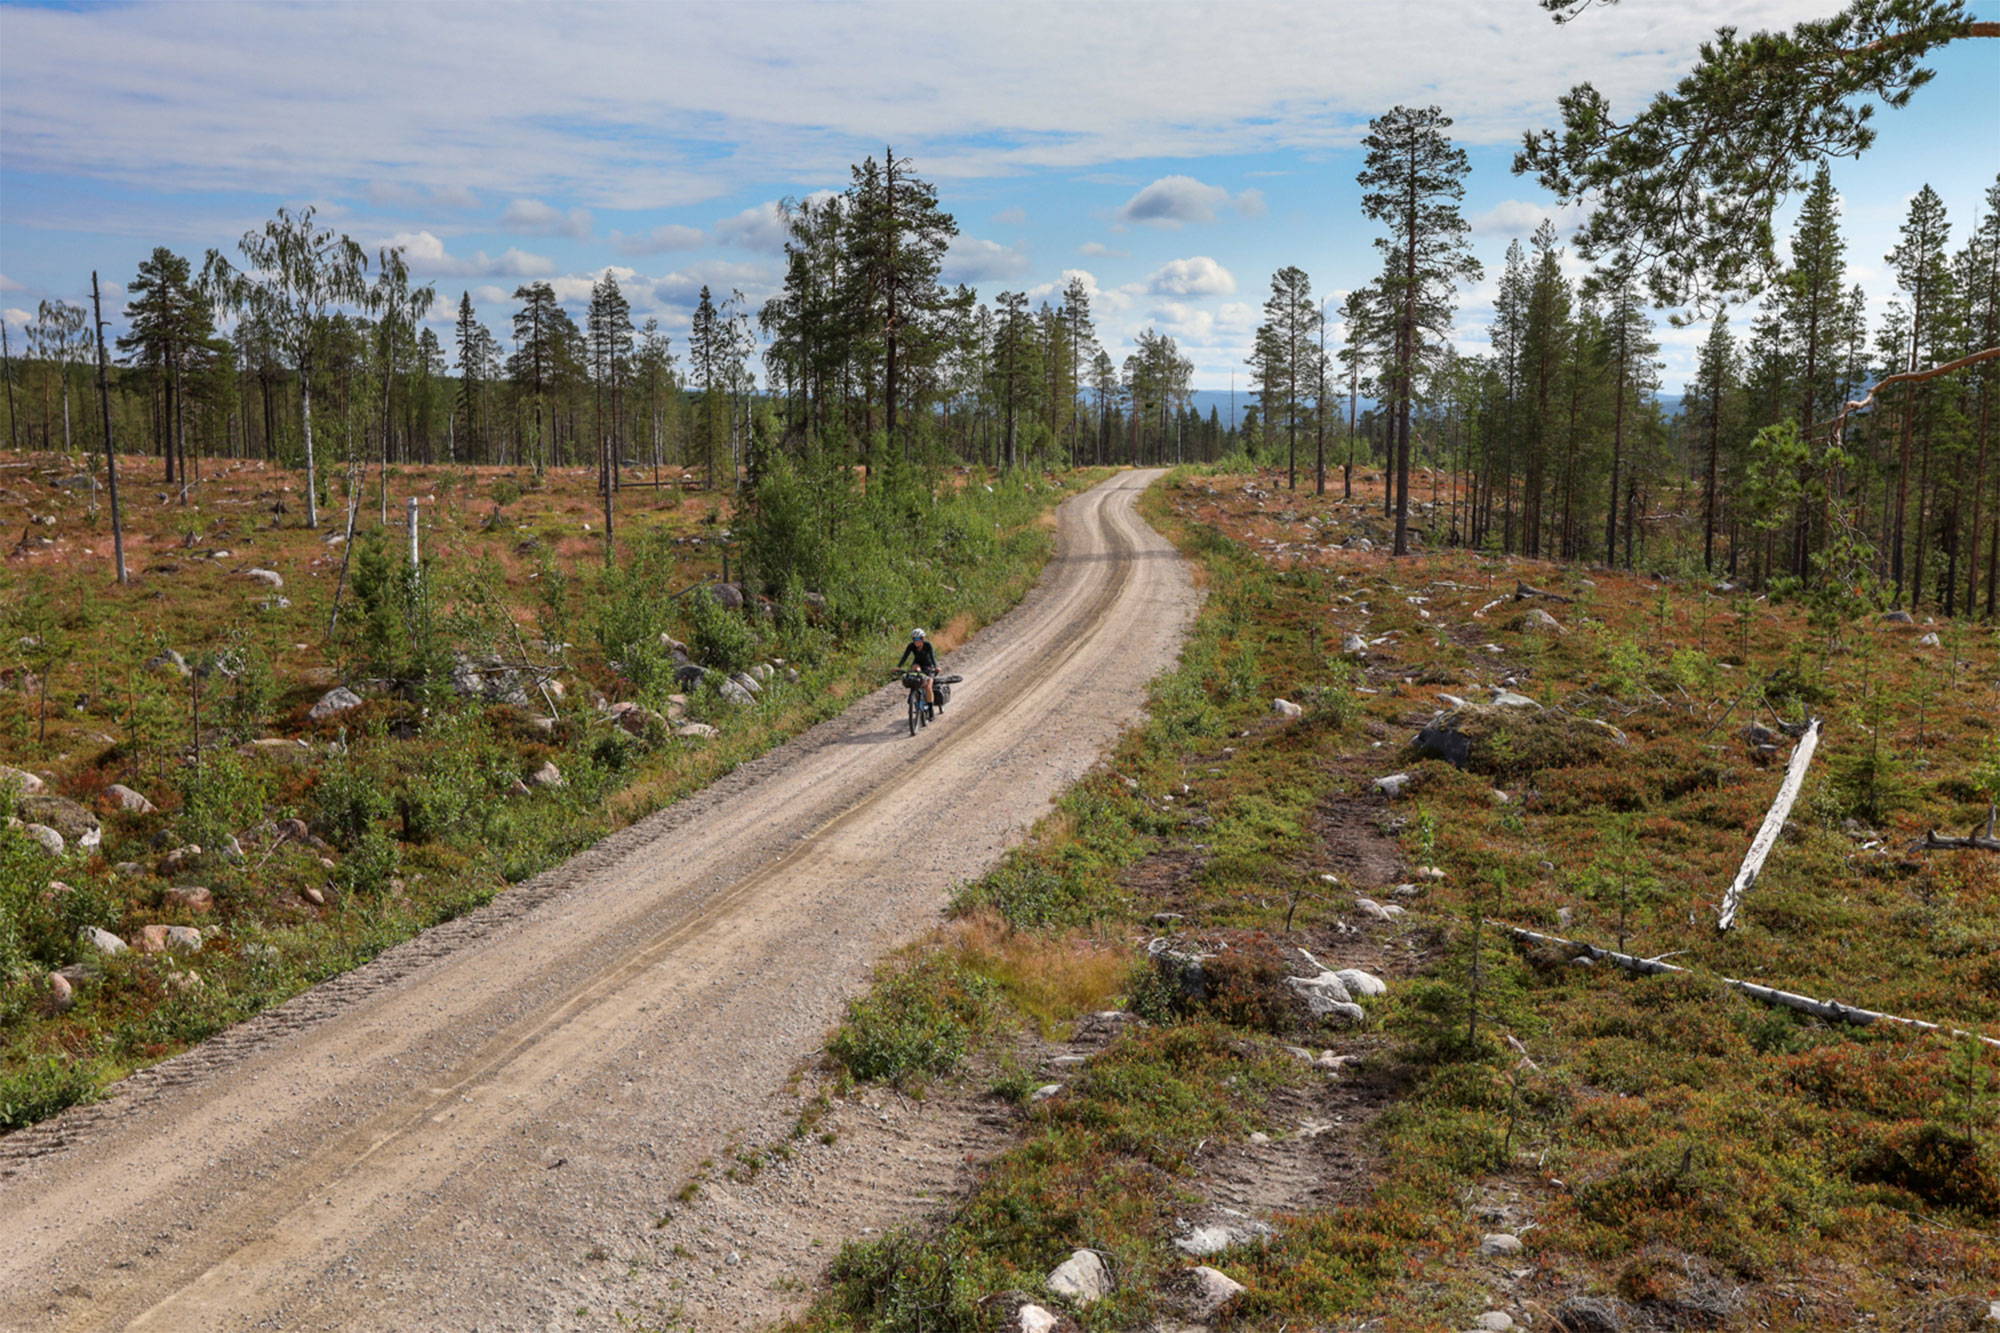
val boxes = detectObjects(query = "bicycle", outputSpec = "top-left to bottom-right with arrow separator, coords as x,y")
898,670 -> 961,736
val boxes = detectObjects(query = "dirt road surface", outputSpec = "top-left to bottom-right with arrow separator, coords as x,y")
0,470 -> 1196,1332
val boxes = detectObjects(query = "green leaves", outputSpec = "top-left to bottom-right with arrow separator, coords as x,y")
1518,0 -> 1977,307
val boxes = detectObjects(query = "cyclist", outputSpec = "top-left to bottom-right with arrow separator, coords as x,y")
898,628 -> 941,716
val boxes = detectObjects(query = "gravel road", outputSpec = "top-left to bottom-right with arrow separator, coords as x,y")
0,469 -> 1196,1332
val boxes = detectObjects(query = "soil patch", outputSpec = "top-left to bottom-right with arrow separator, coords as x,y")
1311,795 -> 1408,888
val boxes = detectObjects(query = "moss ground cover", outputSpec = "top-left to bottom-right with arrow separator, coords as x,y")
797,464 -> 2000,1330
0,452 -> 1103,1129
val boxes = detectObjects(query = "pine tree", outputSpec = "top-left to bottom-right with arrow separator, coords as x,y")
1520,0 -> 1991,305
1519,220 -> 1573,557
119,248 -> 212,485
1690,310 -> 1740,572
1886,185 -> 1952,603
1358,105 -> 1480,555
1249,266 -> 1323,491
1061,276 -> 1096,460
1598,269 -> 1658,565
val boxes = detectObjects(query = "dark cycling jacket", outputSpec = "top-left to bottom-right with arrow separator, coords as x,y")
898,640 -> 938,672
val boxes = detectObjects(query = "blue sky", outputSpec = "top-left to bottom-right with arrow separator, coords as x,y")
3,0 -> 1996,395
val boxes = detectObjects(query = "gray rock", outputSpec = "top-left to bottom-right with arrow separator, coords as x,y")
308,686 -> 364,721
673,663 -> 708,689
0,764 -> 45,795
1353,897 -> 1398,921
1271,697 -> 1303,718
102,783 -> 157,814
1146,938 -> 1210,1005
1031,1083 -> 1063,1102
1189,1265 -> 1247,1315
1373,772 -> 1411,797
1479,1232 -> 1523,1257
1015,1305 -> 1058,1333
706,581 -> 745,609
1489,688 -> 1539,709
783,667 -> 801,684
450,653 -> 558,707
1045,1249 -> 1111,1303
750,663 -> 775,682
673,721 -> 719,740
718,678 -> 757,706
239,737 -> 314,766
1286,970 -> 1353,1012
159,844 -> 202,875
1511,607 -> 1564,633
1475,1314 -> 1514,1332
1341,633 -> 1368,655
728,670 -> 763,695
1881,609 -> 1914,623
1552,1296 -> 1632,1332
528,761 -> 564,788
18,794 -> 99,847
1175,1221 -> 1271,1256
81,925 -> 127,955
245,568 -> 284,588
165,886 -> 214,913
145,650 -> 191,678
138,923 -> 203,953
1917,631 -> 1941,646
46,970 -> 75,1012
1335,967 -> 1387,997
21,823 -> 64,856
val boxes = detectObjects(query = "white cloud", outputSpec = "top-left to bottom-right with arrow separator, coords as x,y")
501,197 -> 592,238
367,181 -> 479,211
0,274 -> 23,293
992,206 -> 1027,226
0,0 -> 1857,211
1026,268 -> 1131,314
714,201 -> 791,253
613,224 -> 708,255
1118,175 -> 1228,227
379,230 -> 555,278
1147,256 -> 1236,296
1469,198 -> 1590,237
1078,241 -> 1127,258
650,260 -> 777,307
1114,176 -> 1268,228
3,307 -> 32,328
942,236 -> 1029,283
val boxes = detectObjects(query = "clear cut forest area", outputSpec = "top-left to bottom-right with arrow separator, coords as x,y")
1,1 -> 1998,1327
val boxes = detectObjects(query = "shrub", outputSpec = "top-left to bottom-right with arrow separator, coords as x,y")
176,751 -> 269,850
828,956 -> 997,1087
0,1054 -> 100,1132
823,1228 -> 987,1333
685,585 -> 760,674
1852,1122 -> 2000,1215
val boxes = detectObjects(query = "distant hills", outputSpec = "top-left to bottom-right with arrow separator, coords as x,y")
1187,388 -> 1685,431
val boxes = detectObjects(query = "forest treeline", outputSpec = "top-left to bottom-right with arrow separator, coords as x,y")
3,128 -> 1996,617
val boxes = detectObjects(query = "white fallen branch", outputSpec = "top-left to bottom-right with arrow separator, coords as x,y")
1498,923 -> 2000,1050
1908,804 -> 2000,853
1717,716 -> 1822,931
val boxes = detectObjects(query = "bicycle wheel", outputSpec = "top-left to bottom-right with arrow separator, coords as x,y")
907,688 -> 921,736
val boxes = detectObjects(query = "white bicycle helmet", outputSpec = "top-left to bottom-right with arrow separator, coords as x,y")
911,628 -> 926,640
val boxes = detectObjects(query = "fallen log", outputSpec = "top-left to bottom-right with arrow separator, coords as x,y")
1717,716 -> 1822,931
1513,582 -> 1575,604
1908,804 -> 2000,853
1498,923 -> 2000,1050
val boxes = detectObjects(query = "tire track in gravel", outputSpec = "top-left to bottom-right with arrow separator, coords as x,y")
0,469 -> 1196,1333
